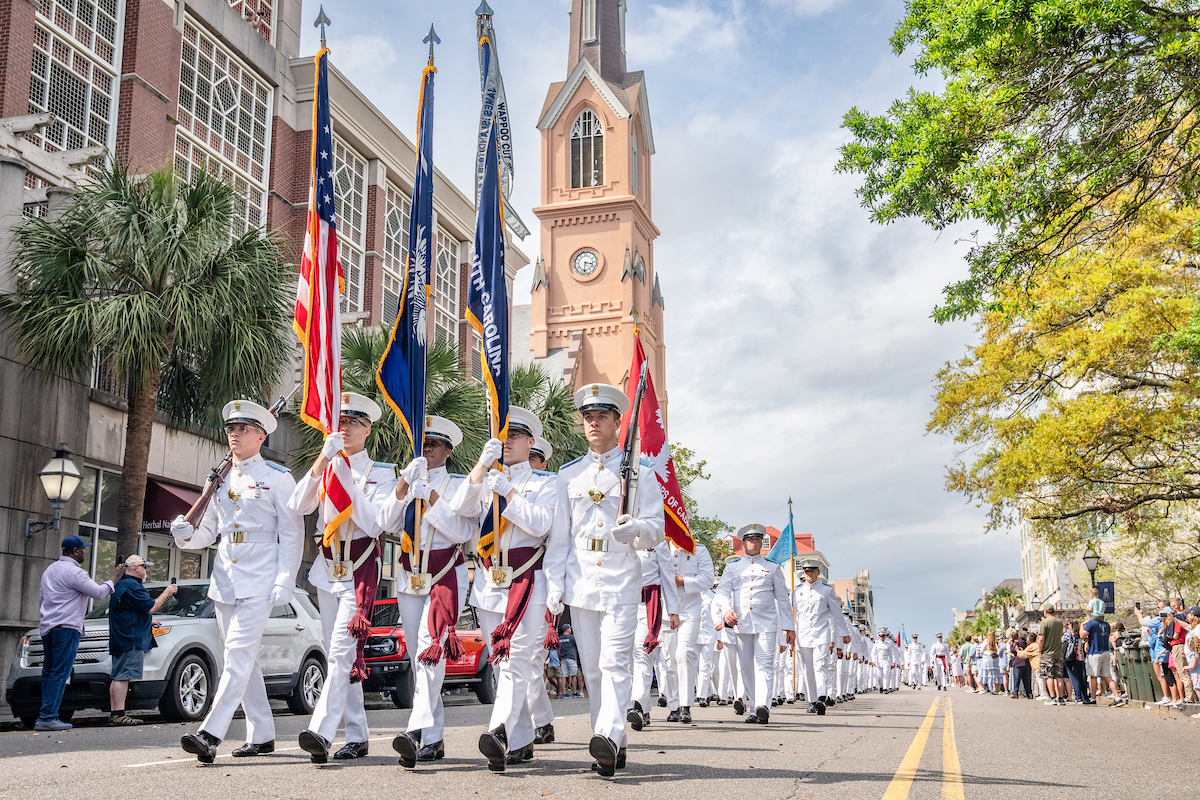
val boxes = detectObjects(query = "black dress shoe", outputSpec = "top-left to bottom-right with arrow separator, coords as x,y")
657,696 -> 668,708
392,732 -> 420,768
333,741 -> 369,760
479,726 -> 508,773
616,747 -> 627,769
806,702 -> 818,713
696,699 -> 709,708
815,701 -> 826,716
588,735 -> 618,777
733,699 -> 745,716
181,730 -> 220,764
232,740 -> 275,757
505,744 -> 534,764
417,741 -> 445,761
627,701 -> 644,731
665,709 -> 681,722
298,730 -> 331,764
533,723 -> 555,744
744,713 -> 759,723
679,706 -> 692,723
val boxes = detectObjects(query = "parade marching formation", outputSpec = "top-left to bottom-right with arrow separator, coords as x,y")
156,5 -> 935,778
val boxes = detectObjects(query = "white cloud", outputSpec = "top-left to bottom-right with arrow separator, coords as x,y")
626,0 -> 744,64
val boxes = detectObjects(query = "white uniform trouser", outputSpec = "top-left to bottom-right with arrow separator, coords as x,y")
665,612 -> 701,707
780,648 -> 795,700
202,596 -> 274,743
396,566 -> 468,743
477,606 -> 548,751
632,602 -> 676,714
908,662 -> 926,686
696,641 -> 718,700
796,645 -> 835,702
837,655 -> 851,696
309,588 -> 368,744
932,657 -> 947,687
572,604 -> 636,746
733,630 -> 776,711
719,630 -> 742,700
527,645 -> 555,728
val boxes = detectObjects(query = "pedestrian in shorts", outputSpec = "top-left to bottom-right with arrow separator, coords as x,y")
558,624 -> 581,697
108,555 -> 177,724
1036,606 -> 1067,705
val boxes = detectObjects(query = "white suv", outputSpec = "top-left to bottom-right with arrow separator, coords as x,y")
5,580 -> 327,728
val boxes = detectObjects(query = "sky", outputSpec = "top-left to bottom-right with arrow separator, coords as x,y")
298,0 -> 1021,638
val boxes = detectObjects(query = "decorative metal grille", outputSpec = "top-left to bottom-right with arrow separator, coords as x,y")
382,183 -> 411,325
31,0 -> 121,66
434,228 -> 459,345
570,110 -> 604,188
26,23 -> 116,153
224,0 -> 273,42
333,136 -> 367,314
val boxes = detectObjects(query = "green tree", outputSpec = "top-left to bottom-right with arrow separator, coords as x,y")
837,0 -> 1200,321
507,361 -> 588,470
987,586 -> 1023,631
670,443 -> 733,574
4,164 -> 294,561
928,200 -> 1200,556
969,610 -> 1002,637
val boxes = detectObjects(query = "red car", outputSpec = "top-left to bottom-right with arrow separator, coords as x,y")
363,599 -> 496,708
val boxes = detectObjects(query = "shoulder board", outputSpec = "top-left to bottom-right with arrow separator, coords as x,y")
561,454 -> 585,470
264,460 -> 289,473
533,469 -> 555,477
373,462 -> 398,470
725,556 -> 741,563
449,472 -> 467,479
640,456 -> 652,468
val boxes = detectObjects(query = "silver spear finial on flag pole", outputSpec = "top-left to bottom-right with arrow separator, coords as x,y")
424,25 -> 441,65
476,0 -> 494,17
314,5 -> 331,45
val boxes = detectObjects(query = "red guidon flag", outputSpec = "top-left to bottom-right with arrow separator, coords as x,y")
293,45 -> 353,545
623,331 -> 694,552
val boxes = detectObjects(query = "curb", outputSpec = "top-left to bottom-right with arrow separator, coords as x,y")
1124,697 -> 1200,716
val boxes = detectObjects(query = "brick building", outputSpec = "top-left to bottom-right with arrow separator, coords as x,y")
0,0 -> 527,701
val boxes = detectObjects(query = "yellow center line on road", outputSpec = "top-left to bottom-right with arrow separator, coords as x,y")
882,696 -> 942,800
942,698 -> 964,800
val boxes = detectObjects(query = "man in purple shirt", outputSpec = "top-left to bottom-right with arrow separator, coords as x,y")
35,535 -> 125,730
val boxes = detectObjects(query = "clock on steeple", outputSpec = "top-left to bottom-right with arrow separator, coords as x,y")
530,0 -> 668,422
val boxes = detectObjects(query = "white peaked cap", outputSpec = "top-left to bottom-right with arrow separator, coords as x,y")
573,383 -> 630,415
340,392 -> 382,423
222,399 -> 276,435
507,406 -> 543,439
531,436 -> 553,461
424,415 -> 463,447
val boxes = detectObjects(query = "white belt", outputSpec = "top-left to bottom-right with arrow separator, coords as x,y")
576,538 -> 634,554
222,530 -> 275,544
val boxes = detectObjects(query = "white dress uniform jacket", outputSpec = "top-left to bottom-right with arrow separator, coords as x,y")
667,543 -> 715,616
793,579 -> 851,648
713,555 -> 793,634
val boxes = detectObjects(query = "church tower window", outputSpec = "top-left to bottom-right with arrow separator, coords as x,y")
571,110 -> 604,189
581,0 -> 597,43
631,126 -> 638,195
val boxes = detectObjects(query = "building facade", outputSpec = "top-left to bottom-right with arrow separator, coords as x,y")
0,0 -> 526,702
527,0 -> 667,420
831,568 -> 875,634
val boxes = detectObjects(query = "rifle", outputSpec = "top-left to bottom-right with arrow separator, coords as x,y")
618,362 -> 649,517
183,386 -> 300,528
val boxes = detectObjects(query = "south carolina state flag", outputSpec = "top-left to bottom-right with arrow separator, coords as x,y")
622,332 -> 693,552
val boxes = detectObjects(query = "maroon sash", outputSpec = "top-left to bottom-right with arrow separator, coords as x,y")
483,547 -> 544,663
642,584 -> 663,653
321,538 -> 380,683
402,546 -> 466,666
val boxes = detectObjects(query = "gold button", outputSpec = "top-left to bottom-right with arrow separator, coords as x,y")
231,558 -> 237,564
597,522 -> 603,527
234,505 -> 240,511
234,523 -> 240,529
596,560 -> 603,566
598,464 -> 604,471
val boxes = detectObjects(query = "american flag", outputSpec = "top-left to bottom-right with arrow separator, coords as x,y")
294,45 -> 353,545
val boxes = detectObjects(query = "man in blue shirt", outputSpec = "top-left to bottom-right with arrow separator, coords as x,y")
108,555 -> 176,725
1081,614 -> 1124,705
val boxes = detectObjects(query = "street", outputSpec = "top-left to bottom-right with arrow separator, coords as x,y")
2,688 -> 1195,799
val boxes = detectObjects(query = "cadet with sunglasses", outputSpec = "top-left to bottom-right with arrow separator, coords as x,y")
171,400 -> 304,763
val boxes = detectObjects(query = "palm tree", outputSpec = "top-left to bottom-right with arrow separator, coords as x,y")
987,587 -> 1024,630
3,163 -> 294,562
508,360 -> 587,470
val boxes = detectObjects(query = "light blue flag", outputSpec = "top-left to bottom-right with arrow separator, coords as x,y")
766,519 -> 797,566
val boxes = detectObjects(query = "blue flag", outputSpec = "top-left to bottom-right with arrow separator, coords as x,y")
377,57 -> 436,451
468,22 -> 509,439
766,514 -> 798,566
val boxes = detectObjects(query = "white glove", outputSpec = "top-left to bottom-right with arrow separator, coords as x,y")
547,590 -> 565,616
170,515 -> 193,540
268,585 -> 293,606
400,456 -> 427,484
486,469 -> 514,497
477,438 -> 503,468
612,513 -> 637,544
410,478 -> 432,501
321,431 -> 345,461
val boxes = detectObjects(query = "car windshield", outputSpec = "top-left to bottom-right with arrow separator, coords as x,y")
373,602 -> 399,628
85,584 -> 212,619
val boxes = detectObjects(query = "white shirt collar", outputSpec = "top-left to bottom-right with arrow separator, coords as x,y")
506,460 -> 531,477
348,449 -> 372,467
234,454 -> 263,469
589,445 -> 622,463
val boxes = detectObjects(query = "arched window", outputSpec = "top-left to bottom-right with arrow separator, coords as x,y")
571,110 -> 604,189
630,127 -> 638,195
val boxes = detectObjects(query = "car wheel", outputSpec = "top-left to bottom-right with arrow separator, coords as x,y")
391,667 -> 415,709
473,661 -> 498,705
288,656 -> 325,715
159,653 -> 212,722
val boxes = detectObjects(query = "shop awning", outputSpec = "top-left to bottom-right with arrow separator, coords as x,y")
141,479 -> 201,533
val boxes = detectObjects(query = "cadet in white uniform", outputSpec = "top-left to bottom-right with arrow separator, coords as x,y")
452,407 -> 557,772
387,416 -> 474,767
662,540 -> 715,722
544,383 -> 665,777
714,525 -> 794,724
907,634 -> 928,688
930,633 -> 951,690
872,628 -> 893,692
792,555 -> 850,716
694,588 -> 719,706
173,401 -> 303,763
525,436 -> 558,748
290,393 -> 399,762
629,541 -> 680,730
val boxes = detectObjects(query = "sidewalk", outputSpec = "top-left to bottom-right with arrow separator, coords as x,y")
1124,697 -> 1200,717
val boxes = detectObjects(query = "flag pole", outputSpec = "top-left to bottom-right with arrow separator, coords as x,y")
788,496 -> 797,698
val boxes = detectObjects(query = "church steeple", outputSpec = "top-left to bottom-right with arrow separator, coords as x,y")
568,0 -> 627,84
